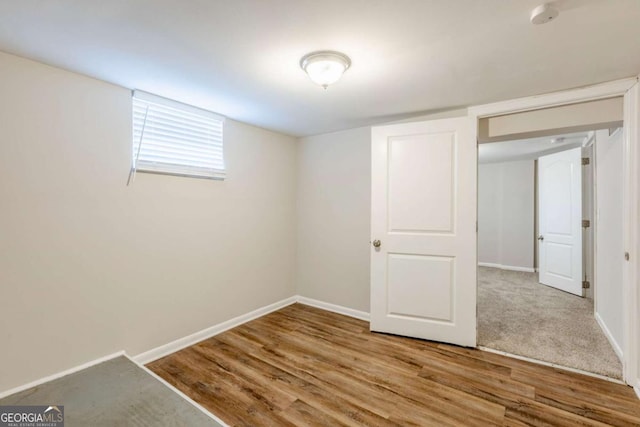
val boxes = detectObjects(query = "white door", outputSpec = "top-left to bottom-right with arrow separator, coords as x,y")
538,147 -> 583,296
370,117 -> 477,347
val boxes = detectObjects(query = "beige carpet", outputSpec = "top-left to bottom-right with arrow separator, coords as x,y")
478,266 -> 623,379
0,356 -> 222,426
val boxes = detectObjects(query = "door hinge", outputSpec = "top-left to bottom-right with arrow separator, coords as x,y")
582,280 -> 590,289
582,157 -> 590,165
582,219 -> 590,228
625,252 -> 630,261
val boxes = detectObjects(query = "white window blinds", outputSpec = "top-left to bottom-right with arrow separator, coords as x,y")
131,90 -> 225,180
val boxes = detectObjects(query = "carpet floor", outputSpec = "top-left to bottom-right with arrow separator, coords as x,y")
0,356 -> 222,426
477,266 -> 623,380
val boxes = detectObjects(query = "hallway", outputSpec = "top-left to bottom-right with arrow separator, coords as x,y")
477,266 -> 622,379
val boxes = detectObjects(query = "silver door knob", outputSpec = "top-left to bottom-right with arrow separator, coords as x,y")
538,235 -> 544,241
372,239 -> 381,248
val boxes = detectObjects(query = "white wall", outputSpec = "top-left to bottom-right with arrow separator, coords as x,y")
595,128 -> 624,356
0,51 -> 298,392
296,127 -> 371,312
478,161 -> 535,271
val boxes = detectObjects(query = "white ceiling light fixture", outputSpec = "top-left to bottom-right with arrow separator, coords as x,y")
300,50 -> 351,89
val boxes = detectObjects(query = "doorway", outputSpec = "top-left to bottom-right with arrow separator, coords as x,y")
476,129 -> 624,380
370,78 -> 639,387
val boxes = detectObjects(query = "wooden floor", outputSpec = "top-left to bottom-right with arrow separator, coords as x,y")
149,304 -> 640,427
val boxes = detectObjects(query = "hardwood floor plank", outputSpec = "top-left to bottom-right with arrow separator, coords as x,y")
260,341 -> 505,426
441,343 -> 632,396
151,349 -> 298,427
212,329 -> 264,355
292,324 -> 424,373
510,367 -> 638,402
148,303 -> 638,427
284,304 -> 368,330
418,364 -> 537,415
387,397 -> 487,427
201,337 -> 399,426
419,360 -> 536,401
534,387 -> 640,426
511,369 -> 640,416
151,364 -> 242,425
505,398 -> 611,427
193,340 -> 298,411
502,417 -> 532,427
278,399 -> 351,427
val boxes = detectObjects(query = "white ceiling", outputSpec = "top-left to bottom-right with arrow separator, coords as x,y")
479,131 -> 590,164
0,1 -> 639,136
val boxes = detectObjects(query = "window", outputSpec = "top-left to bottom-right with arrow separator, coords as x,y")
131,91 -> 225,180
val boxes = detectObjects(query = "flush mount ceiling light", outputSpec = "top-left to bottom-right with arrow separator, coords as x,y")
300,51 -> 351,89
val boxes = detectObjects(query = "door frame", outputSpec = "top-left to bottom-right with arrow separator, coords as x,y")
469,77 -> 639,387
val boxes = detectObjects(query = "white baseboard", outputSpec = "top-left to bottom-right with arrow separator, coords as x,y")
5,295 -> 632,409
478,346 -> 625,384
126,354 -> 230,426
134,296 -> 298,365
478,262 -> 535,273
0,295 -> 367,401
634,380 -> 640,400
594,312 -> 624,363
134,295 -> 369,366
297,296 -> 370,321
0,351 -> 125,400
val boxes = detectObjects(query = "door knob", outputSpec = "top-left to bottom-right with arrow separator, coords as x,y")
372,239 -> 381,248
538,235 -> 544,241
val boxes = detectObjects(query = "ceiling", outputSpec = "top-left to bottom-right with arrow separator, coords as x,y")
479,131 -> 590,164
0,1 -> 639,137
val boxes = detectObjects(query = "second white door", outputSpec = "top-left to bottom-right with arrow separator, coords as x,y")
538,147 -> 583,296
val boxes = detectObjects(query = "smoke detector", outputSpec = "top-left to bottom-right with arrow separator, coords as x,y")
530,3 -> 559,25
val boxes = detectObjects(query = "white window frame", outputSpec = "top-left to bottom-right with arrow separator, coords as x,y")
130,90 -> 225,182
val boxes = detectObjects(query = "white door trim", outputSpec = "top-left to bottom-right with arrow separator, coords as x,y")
469,78 -> 636,118
622,82 -> 640,387
469,76 -> 639,386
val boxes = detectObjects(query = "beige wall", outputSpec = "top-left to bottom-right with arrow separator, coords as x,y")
478,161 -> 535,270
0,51 -> 297,392
296,127 -> 371,312
6,47 -> 637,392
295,111 -> 469,314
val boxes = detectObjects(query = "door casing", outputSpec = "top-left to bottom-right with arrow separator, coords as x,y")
469,78 -> 639,386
